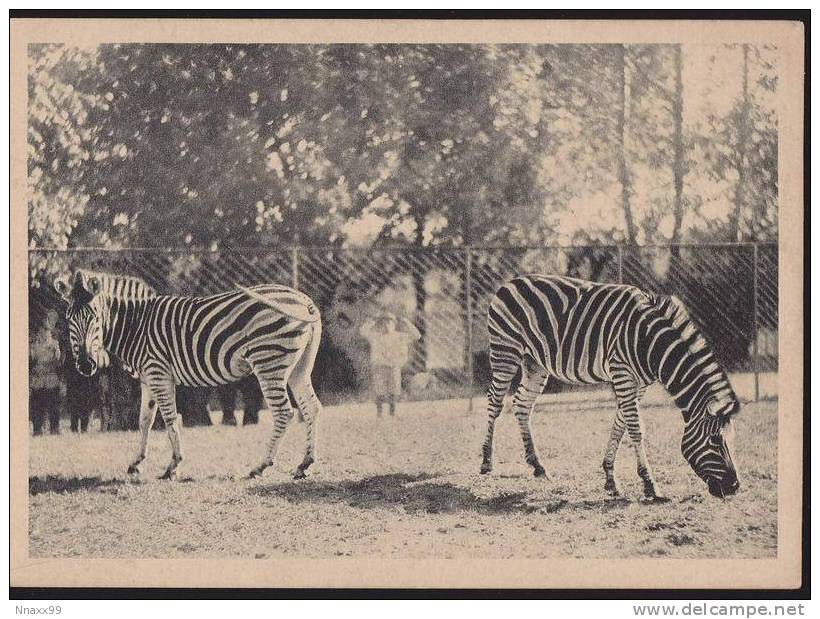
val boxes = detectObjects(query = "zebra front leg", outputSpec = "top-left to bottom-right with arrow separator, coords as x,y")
611,374 -> 663,500
614,390 -> 662,500
632,435 -> 666,502
146,374 -> 183,481
127,382 -> 158,476
513,357 -> 550,478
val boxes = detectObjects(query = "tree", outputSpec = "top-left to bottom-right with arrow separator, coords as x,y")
616,45 -> 637,243
671,45 -> 685,247
28,42 -> 778,407
693,44 -> 778,242
28,44 -> 106,280
728,44 -> 751,242
299,44 -> 555,369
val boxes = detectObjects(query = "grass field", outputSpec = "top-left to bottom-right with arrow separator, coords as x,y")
29,392 -> 777,559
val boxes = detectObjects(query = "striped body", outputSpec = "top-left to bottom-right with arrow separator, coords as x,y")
483,275 -> 740,499
99,285 -> 318,388
56,271 -> 323,480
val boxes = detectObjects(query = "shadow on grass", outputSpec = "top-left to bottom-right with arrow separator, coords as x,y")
29,475 -> 126,495
251,472 -> 546,515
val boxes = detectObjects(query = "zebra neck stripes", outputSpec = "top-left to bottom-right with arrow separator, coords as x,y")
627,295 -> 736,421
100,295 -> 153,375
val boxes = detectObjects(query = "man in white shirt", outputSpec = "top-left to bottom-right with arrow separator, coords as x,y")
359,311 -> 421,417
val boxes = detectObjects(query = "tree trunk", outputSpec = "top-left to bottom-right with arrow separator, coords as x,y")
409,210 -> 428,373
462,249 -> 472,383
729,44 -> 750,242
616,45 -> 637,244
671,44 -> 686,259
411,262 -> 428,372
462,212 -> 473,385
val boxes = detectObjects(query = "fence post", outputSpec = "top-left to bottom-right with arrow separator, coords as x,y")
617,245 -> 624,284
752,243 -> 760,402
291,247 -> 299,289
465,247 -> 474,414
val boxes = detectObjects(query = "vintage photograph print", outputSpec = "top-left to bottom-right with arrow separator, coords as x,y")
10,18 -> 805,590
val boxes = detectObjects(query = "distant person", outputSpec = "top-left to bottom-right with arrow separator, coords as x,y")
217,376 -> 265,426
29,310 -> 64,435
66,369 -> 97,433
359,310 -> 420,417
57,317 -> 97,433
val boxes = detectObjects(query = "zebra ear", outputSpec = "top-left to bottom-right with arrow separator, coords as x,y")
53,275 -> 71,301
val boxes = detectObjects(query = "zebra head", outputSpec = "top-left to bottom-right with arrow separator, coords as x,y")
648,294 -> 741,498
54,271 -> 110,377
682,395 -> 740,498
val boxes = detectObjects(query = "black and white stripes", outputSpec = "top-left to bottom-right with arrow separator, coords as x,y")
55,270 -> 323,480
482,275 -> 740,499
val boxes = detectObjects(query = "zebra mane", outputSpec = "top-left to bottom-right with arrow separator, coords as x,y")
76,269 -> 157,300
649,294 -> 705,351
649,293 -> 737,411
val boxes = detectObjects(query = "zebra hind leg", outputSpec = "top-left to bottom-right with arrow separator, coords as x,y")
247,363 -> 295,479
145,374 -> 183,481
287,320 -> 322,480
481,345 -> 518,474
513,356 -> 550,479
602,409 -> 626,496
291,382 -> 321,479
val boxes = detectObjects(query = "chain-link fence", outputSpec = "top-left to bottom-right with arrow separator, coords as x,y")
28,243 -> 778,421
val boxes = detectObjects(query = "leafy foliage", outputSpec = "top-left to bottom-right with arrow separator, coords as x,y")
28,43 -> 778,273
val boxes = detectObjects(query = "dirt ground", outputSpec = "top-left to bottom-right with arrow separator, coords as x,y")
28,395 -> 777,559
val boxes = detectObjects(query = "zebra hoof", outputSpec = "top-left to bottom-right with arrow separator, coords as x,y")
293,469 -> 307,480
604,480 -> 619,496
246,467 -> 264,480
533,466 -> 550,479
479,464 -> 492,475
641,495 -> 671,504
127,464 -> 141,476
158,468 -> 177,481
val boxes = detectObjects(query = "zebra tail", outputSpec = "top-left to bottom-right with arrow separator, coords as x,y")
236,284 -> 321,323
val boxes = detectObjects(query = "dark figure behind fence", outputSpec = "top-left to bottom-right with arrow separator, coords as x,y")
29,310 -> 63,435
217,376 -> 264,426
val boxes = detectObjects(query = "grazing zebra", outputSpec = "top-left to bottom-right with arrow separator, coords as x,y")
482,274 -> 740,500
54,269 -> 323,480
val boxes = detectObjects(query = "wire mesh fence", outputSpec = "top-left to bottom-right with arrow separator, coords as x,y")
28,243 -> 778,423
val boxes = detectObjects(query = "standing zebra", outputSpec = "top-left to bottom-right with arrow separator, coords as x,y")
54,269 -> 323,480
482,275 -> 740,500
